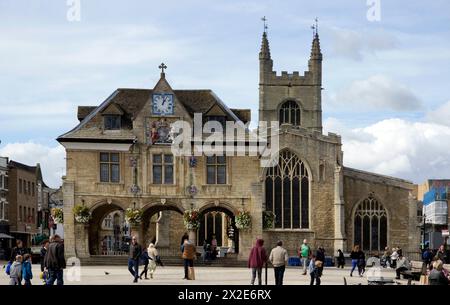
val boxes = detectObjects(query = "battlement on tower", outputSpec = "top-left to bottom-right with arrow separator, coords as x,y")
264,69 -> 314,85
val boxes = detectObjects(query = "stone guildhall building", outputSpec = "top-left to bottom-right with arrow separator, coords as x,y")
58,28 -> 421,262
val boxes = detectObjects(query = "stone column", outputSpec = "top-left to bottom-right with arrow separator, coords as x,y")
156,211 -> 170,247
74,223 -> 90,258
62,179 -> 76,258
238,183 -> 263,260
334,166 -> 346,252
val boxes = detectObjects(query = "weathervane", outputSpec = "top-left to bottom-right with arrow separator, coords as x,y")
261,16 -> 268,33
159,62 -> 167,74
311,17 -> 319,37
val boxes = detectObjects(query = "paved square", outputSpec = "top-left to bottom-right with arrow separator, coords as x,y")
1,261 -> 408,285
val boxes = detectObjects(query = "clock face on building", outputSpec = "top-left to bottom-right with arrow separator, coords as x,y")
152,93 -> 174,115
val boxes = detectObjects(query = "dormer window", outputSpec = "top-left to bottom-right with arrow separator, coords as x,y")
279,100 -> 300,126
104,115 -> 121,130
204,116 -> 227,129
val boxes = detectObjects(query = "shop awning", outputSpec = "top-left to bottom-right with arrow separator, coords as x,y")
0,233 -> 14,239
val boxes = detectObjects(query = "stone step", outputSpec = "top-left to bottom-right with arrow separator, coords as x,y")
79,255 -> 246,267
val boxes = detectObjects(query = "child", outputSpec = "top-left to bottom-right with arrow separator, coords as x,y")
308,254 -> 317,285
22,254 -> 33,286
9,255 -> 23,285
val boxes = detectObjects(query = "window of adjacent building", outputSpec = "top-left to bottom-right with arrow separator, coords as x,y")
32,208 -> 35,223
19,179 -> 22,193
4,176 -> 7,190
32,182 -> 35,196
354,195 -> 388,252
27,181 -> 31,195
100,152 -> 120,183
265,150 -> 310,229
279,100 -> 301,126
27,207 -> 31,223
104,115 -> 121,130
206,155 -> 227,184
152,154 -> 174,184
0,174 -> 3,189
0,201 -> 4,220
19,206 -> 22,222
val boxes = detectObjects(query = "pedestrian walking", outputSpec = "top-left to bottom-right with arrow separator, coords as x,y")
269,240 -> 288,286
248,239 -> 267,285
308,254 -> 317,285
315,246 -> 325,279
298,239 -> 310,275
9,255 -> 23,285
336,249 -> 345,269
350,245 -> 362,277
147,243 -> 159,279
357,250 -> 366,276
139,247 -> 150,280
128,236 -> 142,283
180,232 -> 189,252
44,234 -> 66,285
22,254 -> 33,286
182,239 -> 196,280
40,240 -> 49,272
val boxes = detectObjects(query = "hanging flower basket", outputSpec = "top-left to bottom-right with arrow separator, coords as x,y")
183,209 -> 201,230
73,205 -> 91,224
51,208 -> 64,224
235,210 -> 252,230
263,211 -> 276,229
125,207 -> 143,225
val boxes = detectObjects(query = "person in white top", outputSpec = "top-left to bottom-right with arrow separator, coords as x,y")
147,243 -> 159,279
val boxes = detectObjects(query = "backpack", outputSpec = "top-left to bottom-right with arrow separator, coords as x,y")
5,261 -> 12,275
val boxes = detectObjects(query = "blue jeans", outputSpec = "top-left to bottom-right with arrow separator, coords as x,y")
128,259 -> 139,281
183,259 -> 193,279
350,259 -> 359,275
46,269 -> 64,285
274,265 -> 285,285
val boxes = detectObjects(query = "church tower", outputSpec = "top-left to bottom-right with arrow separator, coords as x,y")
259,23 -> 323,133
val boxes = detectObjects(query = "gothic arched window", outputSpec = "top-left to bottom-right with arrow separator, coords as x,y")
279,100 -> 301,126
265,150 -> 309,229
353,195 -> 388,252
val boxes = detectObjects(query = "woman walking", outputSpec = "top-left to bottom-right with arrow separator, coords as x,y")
248,239 -> 267,285
350,245 -> 362,277
336,249 -> 345,269
147,243 -> 159,279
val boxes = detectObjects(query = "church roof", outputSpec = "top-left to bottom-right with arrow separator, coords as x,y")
58,88 -> 248,142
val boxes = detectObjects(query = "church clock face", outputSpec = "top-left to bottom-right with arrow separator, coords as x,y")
152,93 -> 174,115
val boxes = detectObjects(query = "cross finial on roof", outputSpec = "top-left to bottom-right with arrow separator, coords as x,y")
261,16 -> 268,33
311,17 -> 319,37
159,62 -> 167,74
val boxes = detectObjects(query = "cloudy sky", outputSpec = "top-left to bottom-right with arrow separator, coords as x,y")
0,0 -> 449,188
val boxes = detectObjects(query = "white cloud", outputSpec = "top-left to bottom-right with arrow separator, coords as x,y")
330,28 -> 398,61
426,100 -> 450,126
331,75 -> 422,111
0,142 -> 65,188
324,117 -> 450,183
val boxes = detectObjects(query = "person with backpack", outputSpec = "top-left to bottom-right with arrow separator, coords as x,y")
9,255 -> 23,285
298,239 -> 310,275
128,236 -> 142,283
44,234 -> 66,285
22,253 -> 33,286
248,239 -> 267,285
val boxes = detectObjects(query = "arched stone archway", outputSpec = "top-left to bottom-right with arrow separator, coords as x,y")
198,203 -> 239,254
140,202 -> 185,256
88,201 -> 127,255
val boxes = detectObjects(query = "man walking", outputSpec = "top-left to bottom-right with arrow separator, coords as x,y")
269,240 -> 288,285
128,236 -> 142,283
299,239 -> 310,275
44,235 -> 66,285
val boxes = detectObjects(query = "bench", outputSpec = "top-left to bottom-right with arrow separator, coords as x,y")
400,261 -> 424,281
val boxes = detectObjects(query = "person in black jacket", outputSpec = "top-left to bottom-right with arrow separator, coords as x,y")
315,247 -> 325,278
9,240 -> 30,263
40,240 -> 49,272
139,247 -> 150,280
128,236 -> 142,283
44,235 -> 66,285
